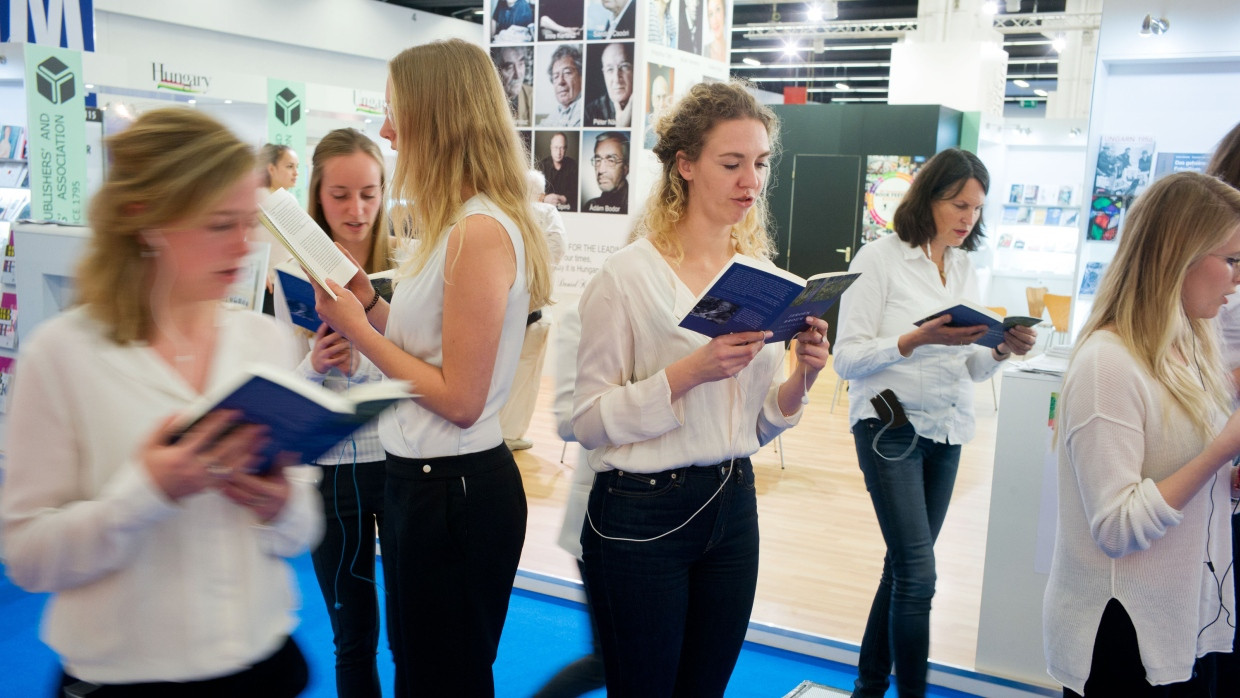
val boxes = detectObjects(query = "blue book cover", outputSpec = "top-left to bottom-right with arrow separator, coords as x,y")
171,365 -> 412,474
678,255 -> 860,344
277,268 -> 395,333
914,300 -> 1041,349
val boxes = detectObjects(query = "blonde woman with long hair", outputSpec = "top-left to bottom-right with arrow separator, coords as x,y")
1044,172 -> 1240,696
313,39 -> 552,696
0,109 -> 321,695
571,80 -> 830,696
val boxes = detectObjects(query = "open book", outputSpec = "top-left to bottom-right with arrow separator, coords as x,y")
171,364 -> 413,474
914,300 -> 1041,350
276,264 -> 394,333
258,188 -> 359,301
678,255 -> 861,344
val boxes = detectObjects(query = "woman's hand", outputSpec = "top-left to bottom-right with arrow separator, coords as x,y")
997,325 -> 1038,358
313,278 -> 371,342
793,316 -> 831,376
899,314 -> 988,355
667,330 -> 770,400
334,243 -> 376,302
218,454 -> 296,523
142,411 -> 269,502
309,322 -> 357,376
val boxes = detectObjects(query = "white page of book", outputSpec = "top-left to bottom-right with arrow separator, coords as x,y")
260,189 -> 357,298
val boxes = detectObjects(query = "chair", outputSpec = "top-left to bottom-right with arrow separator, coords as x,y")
1043,293 -> 1072,348
985,306 -> 1006,410
1025,286 -> 1047,320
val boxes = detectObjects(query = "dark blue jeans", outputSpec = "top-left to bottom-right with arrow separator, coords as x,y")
851,419 -> 961,698
309,460 -> 386,698
581,458 -> 759,698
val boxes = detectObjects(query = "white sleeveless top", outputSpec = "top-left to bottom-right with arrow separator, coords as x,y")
378,195 -> 530,458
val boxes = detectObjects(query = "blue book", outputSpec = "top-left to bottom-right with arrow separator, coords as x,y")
678,254 -> 861,344
170,364 -> 413,474
276,267 -> 394,333
914,300 -> 1041,349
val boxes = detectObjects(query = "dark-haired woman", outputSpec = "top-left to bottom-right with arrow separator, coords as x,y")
834,148 -> 1036,697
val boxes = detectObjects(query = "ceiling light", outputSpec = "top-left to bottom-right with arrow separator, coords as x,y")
1005,0 -> 1021,11
1140,14 -> 1169,37
806,4 -> 824,22
187,99 -> 197,105
84,83 -> 95,89
1033,88 -> 1048,97
364,118 -> 372,124
224,99 -> 233,104
742,57 -> 761,67
821,1 -> 838,20
981,1 -> 998,15
1051,35 -> 1066,52
1013,79 -> 1030,88
473,8 -> 484,15
783,40 -> 800,57
835,82 -> 851,90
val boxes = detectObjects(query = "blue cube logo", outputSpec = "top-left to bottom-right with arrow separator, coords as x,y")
36,56 -> 75,105
274,87 -> 302,126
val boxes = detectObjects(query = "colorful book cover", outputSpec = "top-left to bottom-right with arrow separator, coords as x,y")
0,356 -> 14,413
1044,208 -> 1063,226
1022,184 -> 1039,204
1079,261 -> 1107,296
1,223 -> 14,285
1032,208 -> 1047,225
0,291 -> 17,349
861,155 -> 925,244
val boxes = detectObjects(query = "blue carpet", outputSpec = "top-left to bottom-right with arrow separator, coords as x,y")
0,554 -> 976,697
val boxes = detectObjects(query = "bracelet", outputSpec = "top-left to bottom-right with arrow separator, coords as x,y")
364,289 -> 381,312
995,346 -> 1011,358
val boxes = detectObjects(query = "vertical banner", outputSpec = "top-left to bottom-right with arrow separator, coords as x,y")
266,78 -> 307,207
23,43 -> 87,225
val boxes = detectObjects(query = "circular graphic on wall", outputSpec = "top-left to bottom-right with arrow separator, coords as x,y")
864,171 -> 914,231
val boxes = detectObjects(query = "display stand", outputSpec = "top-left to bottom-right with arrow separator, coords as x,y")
974,366 -> 1062,688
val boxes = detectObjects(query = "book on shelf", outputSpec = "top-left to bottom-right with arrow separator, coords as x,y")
0,125 -> 25,162
0,222 -> 13,285
275,263 -> 395,333
257,188 -> 359,300
678,254 -> 861,344
914,300 -> 1040,350
0,162 -> 27,188
170,363 -> 414,474
0,291 -> 16,349
0,356 -> 13,413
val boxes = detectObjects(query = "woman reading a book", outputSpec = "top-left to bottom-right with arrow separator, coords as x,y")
1043,172 -> 1240,696
288,127 -> 393,698
311,39 -> 553,696
0,108 -> 322,695
254,143 -> 301,314
570,80 -> 830,696
834,148 -> 1036,698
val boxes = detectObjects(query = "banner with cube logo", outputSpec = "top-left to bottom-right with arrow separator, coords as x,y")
23,43 -> 87,225
266,78 -> 307,207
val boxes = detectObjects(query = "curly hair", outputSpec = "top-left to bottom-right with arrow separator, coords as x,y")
642,79 -> 780,265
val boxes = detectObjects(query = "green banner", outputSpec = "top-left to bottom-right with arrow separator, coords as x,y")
24,44 -> 87,225
267,78 -> 308,207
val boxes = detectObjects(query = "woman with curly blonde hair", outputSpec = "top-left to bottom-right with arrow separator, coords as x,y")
313,39 -> 551,696
571,80 -> 829,696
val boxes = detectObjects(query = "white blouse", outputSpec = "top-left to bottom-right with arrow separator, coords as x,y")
0,305 -> 323,684
833,233 -> 1003,445
572,238 -> 802,474
378,195 -> 530,459
1044,331 -> 1235,693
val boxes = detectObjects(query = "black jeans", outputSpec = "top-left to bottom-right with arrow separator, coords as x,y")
55,636 -> 307,698
310,460 -> 387,698
381,446 -> 527,697
1064,599 -> 1215,697
581,458 -> 759,698
851,419 -> 961,698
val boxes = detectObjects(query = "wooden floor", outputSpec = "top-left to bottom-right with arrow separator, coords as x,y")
511,356 -> 1001,671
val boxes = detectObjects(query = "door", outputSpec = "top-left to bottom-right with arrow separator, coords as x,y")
785,154 -> 863,347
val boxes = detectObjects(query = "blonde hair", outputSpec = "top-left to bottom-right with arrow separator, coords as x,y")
307,128 -> 393,274
1076,171 -> 1240,437
644,79 -> 779,265
77,108 -> 254,344
258,143 -> 293,188
386,39 -> 551,308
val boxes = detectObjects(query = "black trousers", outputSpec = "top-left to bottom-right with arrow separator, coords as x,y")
382,445 -> 527,697
1064,599 -> 1215,698
55,636 -> 307,698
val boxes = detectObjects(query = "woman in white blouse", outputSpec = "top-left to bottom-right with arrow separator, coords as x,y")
572,80 -> 830,696
0,109 -> 322,695
1044,172 -> 1240,696
312,39 -> 553,696
834,148 -> 1035,698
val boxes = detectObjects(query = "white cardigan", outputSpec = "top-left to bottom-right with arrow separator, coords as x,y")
1043,331 -> 1235,693
0,306 -> 323,684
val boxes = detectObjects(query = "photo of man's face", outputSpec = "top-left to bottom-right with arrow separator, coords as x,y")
551,133 -> 568,165
594,137 -> 628,192
649,73 -> 672,115
551,55 -> 582,107
497,47 -> 527,101
601,43 -> 633,108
